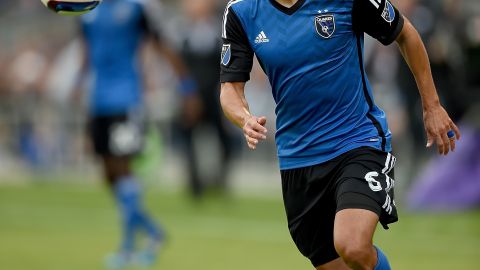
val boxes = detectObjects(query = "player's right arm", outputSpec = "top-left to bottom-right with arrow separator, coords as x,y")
220,5 -> 267,150
221,82 -> 267,150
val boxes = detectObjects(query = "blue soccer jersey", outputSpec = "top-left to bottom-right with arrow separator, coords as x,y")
81,0 -> 164,116
220,0 -> 404,169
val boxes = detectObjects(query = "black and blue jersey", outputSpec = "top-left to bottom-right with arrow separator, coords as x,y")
81,0 -> 164,116
220,0 -> 404,170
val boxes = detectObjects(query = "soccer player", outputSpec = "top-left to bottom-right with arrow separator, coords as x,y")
79,0 -> 197,268
219,0 -> 461,269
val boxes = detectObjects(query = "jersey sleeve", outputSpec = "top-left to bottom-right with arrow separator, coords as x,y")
220,7 -> 254,83
139,0 -> 165,41
352,0 -> 405,45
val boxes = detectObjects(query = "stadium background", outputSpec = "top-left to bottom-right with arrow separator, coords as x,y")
0,0 -> 479,269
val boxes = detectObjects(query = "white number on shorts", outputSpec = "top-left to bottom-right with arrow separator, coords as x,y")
364,171 -> 382,192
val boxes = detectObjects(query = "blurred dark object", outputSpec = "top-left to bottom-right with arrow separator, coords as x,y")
465,12 -> 480,105
174,0 -> 237,198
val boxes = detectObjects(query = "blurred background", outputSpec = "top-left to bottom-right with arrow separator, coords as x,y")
0,0 -> 479,269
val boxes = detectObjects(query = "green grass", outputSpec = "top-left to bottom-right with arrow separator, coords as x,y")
0,183 -> 479,270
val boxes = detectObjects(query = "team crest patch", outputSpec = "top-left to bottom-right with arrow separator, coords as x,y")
315,14 -> 335,39
221,44 -> 231,66
381,1 -> 396,24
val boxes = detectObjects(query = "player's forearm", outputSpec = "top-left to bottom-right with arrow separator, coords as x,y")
155,42 -> 197,95
156,43 -> 189,78
396,18 -> 440,110
220,82 -> 251,129
73,39 -> 89,96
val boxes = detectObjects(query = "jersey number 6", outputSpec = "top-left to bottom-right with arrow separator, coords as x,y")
364,171 -> 382,192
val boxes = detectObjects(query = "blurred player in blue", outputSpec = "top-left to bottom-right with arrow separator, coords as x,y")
79,0 -> 197,268
220,0 -> 461,269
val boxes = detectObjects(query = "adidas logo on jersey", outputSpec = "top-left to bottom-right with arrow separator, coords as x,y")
255,31 -> 269,44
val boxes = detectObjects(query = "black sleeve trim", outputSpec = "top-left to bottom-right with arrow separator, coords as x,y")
352,0 -> 404,45
383,15 -> 404,45
220,8 -> 254,83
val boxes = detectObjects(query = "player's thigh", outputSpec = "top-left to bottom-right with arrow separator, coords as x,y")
89,114 -> 143,179
333,208 -> 378,253
281,165 -> 340,267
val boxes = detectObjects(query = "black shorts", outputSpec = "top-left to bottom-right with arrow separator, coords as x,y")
281,147 -> 397,267
88,114 -> 145,157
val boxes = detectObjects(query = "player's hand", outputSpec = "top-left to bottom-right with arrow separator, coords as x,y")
423,104 -> 460,155
243,116 -> 267,150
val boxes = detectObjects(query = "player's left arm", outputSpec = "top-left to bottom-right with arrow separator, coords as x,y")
140,0 -> 201,125
395,18 -> 460,155
140,0 -> 196,95
353,0 -> 460,155
71,22 -> 90,102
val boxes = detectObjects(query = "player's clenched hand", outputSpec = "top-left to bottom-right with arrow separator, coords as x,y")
243,116 -> 267,150
423,104 -> 460,155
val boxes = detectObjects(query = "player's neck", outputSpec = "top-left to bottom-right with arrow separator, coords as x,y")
274,0 -> 299,8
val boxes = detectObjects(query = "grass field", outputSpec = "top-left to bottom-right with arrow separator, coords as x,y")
0,183 -> 479,270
